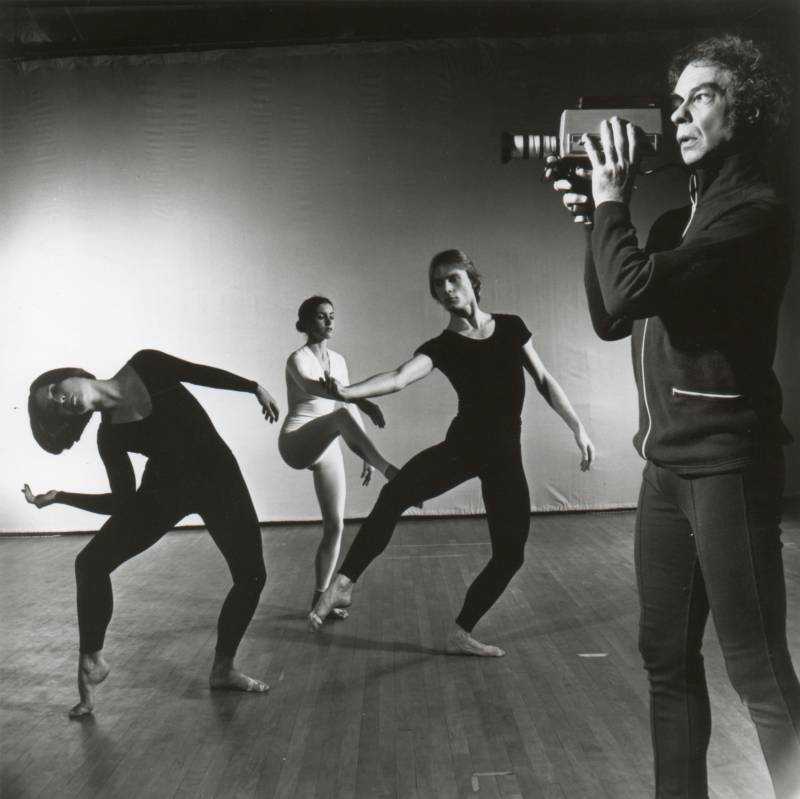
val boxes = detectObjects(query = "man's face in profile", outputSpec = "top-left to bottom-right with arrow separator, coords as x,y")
670,62 -> 736,166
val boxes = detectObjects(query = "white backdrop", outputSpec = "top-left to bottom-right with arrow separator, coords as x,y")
2,34 -> 798,532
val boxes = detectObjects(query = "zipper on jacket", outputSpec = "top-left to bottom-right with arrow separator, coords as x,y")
681,173 -> 698,239
639,174 -> 699,459
640,318 -> 653,458
671,387 -> 743,400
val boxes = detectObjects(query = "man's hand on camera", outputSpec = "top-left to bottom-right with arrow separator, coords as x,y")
581,117 -> 642,207
544,155 -> 594,226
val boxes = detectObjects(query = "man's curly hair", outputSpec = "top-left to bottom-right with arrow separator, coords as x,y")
668,34 -> 790,144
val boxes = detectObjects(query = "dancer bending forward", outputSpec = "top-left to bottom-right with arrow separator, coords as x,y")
23,349 -> 280,717
310,250 -> 595,656
279,296 -> 400,620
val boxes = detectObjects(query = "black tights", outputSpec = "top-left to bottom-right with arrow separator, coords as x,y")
340,437 -> 530,631
75,460 -> 265,657
637,450 -> 800,798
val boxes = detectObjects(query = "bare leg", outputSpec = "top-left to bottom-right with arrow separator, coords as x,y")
311,448 -> 349,620
280,408 -> 396,476
446,625 -> 506,657
336,408 -> 395,475
69,651 -> 110,719
209,653 -> 269,692
308,573 -> 354,631
312,447 -> 346,592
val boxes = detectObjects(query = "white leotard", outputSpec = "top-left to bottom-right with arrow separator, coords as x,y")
281,346 -> 349,433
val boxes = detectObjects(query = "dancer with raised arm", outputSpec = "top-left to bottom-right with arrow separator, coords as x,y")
310,250 -> 594,656
23,349 -> 280,718
279,296 -> 400,620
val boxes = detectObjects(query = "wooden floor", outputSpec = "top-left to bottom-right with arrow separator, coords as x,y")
2,509 -> 800,799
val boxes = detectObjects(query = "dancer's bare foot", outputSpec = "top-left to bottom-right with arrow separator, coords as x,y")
69,652 -> 110,719
312,589 -> 349,622
309,574 -> 353,631
209,654 -> 269,692
446,626 -> 506,657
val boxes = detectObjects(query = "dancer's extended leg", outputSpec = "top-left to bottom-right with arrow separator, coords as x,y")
309,440 -> 473,630
280,408 -> 394,475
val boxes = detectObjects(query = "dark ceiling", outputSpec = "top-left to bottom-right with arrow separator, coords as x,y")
2,1 -> 798,63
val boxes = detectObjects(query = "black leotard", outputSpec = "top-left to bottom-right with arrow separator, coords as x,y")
414,313 -> 531,442
61,350 -> 265,656
340,315 -> 533,632
59,349 -> 258,514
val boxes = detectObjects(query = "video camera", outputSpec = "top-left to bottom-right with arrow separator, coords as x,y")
502,97 -> 663,166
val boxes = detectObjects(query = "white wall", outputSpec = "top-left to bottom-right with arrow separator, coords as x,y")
2,33 -> 797,532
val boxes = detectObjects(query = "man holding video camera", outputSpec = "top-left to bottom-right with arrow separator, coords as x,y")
549,35 -> 800,798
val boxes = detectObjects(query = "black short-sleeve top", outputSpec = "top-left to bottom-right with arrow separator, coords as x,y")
414,314 -> 532,439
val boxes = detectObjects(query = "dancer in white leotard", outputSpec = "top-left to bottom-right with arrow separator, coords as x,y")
279,296 -> 399,619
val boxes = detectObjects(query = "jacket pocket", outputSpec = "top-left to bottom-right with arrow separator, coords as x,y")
671,387 -> 743,400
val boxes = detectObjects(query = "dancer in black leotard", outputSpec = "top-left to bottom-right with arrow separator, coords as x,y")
310,250 -> 595,656
23,349 -> 280,717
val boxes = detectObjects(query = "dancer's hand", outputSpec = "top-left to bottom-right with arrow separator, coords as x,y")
357,399 -> 385,428
256,385 -> 280,423
320,372 -> 348,401
361,461 -> 373,486
574,426 -> 595,472
22,483 -> 58,508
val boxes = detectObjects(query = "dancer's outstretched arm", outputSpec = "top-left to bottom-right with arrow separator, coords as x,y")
340,361 -> 377,485
289,352 -> 385,428
522,340 -> 595,471
342,363 -> 386,430
322,354 -> 433,402
287,351 -> 339,400
22,437 -> 136,515
139,349 -> 280,422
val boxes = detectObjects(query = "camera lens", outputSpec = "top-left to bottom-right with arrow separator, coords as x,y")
501,132 -> 558,162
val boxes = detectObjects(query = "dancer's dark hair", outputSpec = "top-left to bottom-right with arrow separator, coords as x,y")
296,296 -> 333,334
28,367 -> 95,454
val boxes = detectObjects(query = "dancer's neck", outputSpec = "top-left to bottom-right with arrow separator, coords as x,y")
447,303 -> 491,333
86,378 -> 125,412
306,339 -> 330,371
306,340 -> 328,357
